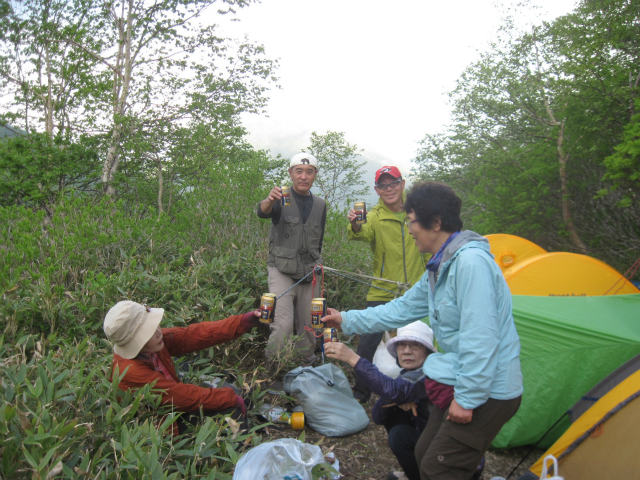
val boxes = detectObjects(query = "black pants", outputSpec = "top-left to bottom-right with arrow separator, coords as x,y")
382,405 -> 424,480
353,300 -> 387,399
388,423 -> 421,480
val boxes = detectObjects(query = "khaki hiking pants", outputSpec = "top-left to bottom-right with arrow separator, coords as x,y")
265,266 -> 318,362
415,396 -> 521,480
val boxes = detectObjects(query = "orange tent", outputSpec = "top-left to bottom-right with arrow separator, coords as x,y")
502,252 -> 639,296
485,233 -> 547,272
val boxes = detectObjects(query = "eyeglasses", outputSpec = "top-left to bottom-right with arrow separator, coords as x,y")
375,179 -> 402,191
396,341 -> 424,351
292,166 -> 316,175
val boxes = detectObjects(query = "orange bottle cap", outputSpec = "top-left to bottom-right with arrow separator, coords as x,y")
289,411 -> 305,430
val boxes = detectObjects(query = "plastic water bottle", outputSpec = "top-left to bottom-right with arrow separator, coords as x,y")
259,404 -> 305,430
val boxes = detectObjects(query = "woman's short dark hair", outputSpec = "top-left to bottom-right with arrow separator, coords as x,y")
405,182 -> 463,232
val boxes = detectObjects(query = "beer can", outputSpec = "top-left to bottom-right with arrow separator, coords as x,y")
310,297 -> 327,329
323,327 -> 338,344
260,293 -> 277,324
281,185 -> 291,207
354,201 -> 367,224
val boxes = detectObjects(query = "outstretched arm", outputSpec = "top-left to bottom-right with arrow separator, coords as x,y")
324,341 -> 360,367
258,186 -> 282,215
163,311 -> 260,356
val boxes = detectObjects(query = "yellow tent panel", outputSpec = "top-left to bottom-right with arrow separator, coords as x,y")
485,233 -> 547,272
529,369 -> 640,479
503,252 -> 639,296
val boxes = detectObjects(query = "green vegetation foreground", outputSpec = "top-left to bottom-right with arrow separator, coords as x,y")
0,184 -> 371,478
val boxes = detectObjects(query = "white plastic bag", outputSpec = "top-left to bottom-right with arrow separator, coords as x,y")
232,438 -> 339,480
372,331 -> 401,378
539,454 -> 564,480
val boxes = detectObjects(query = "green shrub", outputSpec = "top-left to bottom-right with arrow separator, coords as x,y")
0,180 -> 381,478
0,334 -> 274,479
1,186 -> 374,340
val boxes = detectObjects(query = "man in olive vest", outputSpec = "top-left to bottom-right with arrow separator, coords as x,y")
257,152 -> 327,364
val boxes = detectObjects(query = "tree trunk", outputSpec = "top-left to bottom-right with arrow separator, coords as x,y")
45,43 -> 54,137
630,70 -> 639,118
102,133 -> 121,196
102,0 -> 134,197
166,172 -> 175,215
157,155 -> 164,214
555,117 -> 588,253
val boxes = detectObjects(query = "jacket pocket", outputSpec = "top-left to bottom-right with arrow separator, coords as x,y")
272,245 -> 299,276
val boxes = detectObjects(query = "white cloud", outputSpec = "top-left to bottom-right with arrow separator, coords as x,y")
218,0 -> 578,175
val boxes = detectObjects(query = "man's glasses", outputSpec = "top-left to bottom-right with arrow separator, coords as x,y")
375,179 -> 402,191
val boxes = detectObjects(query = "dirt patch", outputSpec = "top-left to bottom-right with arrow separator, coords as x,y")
247,335 -> 542,480
257,394 -> 543,480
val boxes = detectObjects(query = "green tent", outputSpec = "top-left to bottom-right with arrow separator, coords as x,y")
492,294 -> 640,448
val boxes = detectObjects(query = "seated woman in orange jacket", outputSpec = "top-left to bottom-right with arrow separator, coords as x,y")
103,300 -> 260,416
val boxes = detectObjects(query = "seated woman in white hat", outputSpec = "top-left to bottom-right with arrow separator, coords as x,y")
103,300 -> 260,427
325,321 -> 453,480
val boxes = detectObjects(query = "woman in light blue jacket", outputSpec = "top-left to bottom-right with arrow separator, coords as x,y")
323,182 -> 522,480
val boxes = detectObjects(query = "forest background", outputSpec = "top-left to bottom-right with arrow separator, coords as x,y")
1,0 -> 638,478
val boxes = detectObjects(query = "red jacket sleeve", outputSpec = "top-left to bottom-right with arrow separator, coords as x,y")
161,314 -> 251,356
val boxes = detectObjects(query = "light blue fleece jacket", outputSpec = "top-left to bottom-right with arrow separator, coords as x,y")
342,230 -> 523,410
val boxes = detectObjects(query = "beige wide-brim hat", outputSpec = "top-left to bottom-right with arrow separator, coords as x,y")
103,300 -> 164,359
386,320 -> 436,358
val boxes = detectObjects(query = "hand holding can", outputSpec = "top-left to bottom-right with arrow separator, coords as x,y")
321,307 -> 343,329
281,185 -> 291,206
311,298 -> 327,329
260,293 -> 276,324
265,186 -> 282,205
354,201 -> 367,224
323,327 -> 338,343
324,341 -> 361,367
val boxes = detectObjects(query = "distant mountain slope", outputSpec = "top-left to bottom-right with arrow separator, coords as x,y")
0,124 -> 26,138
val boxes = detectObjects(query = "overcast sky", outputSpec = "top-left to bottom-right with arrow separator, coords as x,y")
220,0 -> 579,177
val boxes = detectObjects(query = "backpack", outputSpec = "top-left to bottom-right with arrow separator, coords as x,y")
283,363 -> 369,436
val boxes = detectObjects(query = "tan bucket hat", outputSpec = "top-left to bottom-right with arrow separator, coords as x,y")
103,300 -> 164,359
